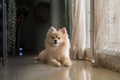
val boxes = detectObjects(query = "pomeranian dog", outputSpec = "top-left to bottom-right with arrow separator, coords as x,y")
35,26 -> 72,67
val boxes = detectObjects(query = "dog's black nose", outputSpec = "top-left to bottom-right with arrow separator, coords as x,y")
54,40 -> 57,44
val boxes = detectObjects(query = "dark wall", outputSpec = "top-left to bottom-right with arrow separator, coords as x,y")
18,2 -> 50,54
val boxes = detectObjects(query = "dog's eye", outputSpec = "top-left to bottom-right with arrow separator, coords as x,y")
58,37 -> 61,39
52,37 -> 55,39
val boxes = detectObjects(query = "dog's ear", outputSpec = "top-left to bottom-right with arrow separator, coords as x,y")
48,26 -> 56,34
59,27 -> 67,34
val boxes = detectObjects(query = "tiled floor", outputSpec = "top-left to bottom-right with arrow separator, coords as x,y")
0,55 -> 120,80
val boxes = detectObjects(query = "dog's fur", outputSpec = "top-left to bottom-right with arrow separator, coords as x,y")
35,27 -> 72,67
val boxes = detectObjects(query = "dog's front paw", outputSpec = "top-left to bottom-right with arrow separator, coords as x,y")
63,58 -> 72,67
49,59 -> 61,67
53,62 -> 61,67
64,61 -> 72,67
34,57 -> 39,61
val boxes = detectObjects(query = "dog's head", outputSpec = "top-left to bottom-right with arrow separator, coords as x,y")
46,26 -> 67,47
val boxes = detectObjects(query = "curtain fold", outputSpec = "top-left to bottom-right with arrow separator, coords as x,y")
70,0 -> 86,59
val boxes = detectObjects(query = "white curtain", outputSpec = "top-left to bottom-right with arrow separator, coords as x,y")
95,0 -> 120,52
70,0 -> 86,59
94,0 -> 120,72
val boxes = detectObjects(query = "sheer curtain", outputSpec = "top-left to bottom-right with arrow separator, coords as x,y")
70,0 -> 86,59
94,0 -> 120,72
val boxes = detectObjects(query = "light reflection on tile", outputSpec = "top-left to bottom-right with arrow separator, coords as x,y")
0,56 -> 120,80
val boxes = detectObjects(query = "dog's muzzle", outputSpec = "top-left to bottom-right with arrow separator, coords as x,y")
54,40 -> 57,44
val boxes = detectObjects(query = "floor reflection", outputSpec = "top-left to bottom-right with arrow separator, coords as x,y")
0,56 -> 120,80
3,64 -> 8,80
70,61 -> 93,80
